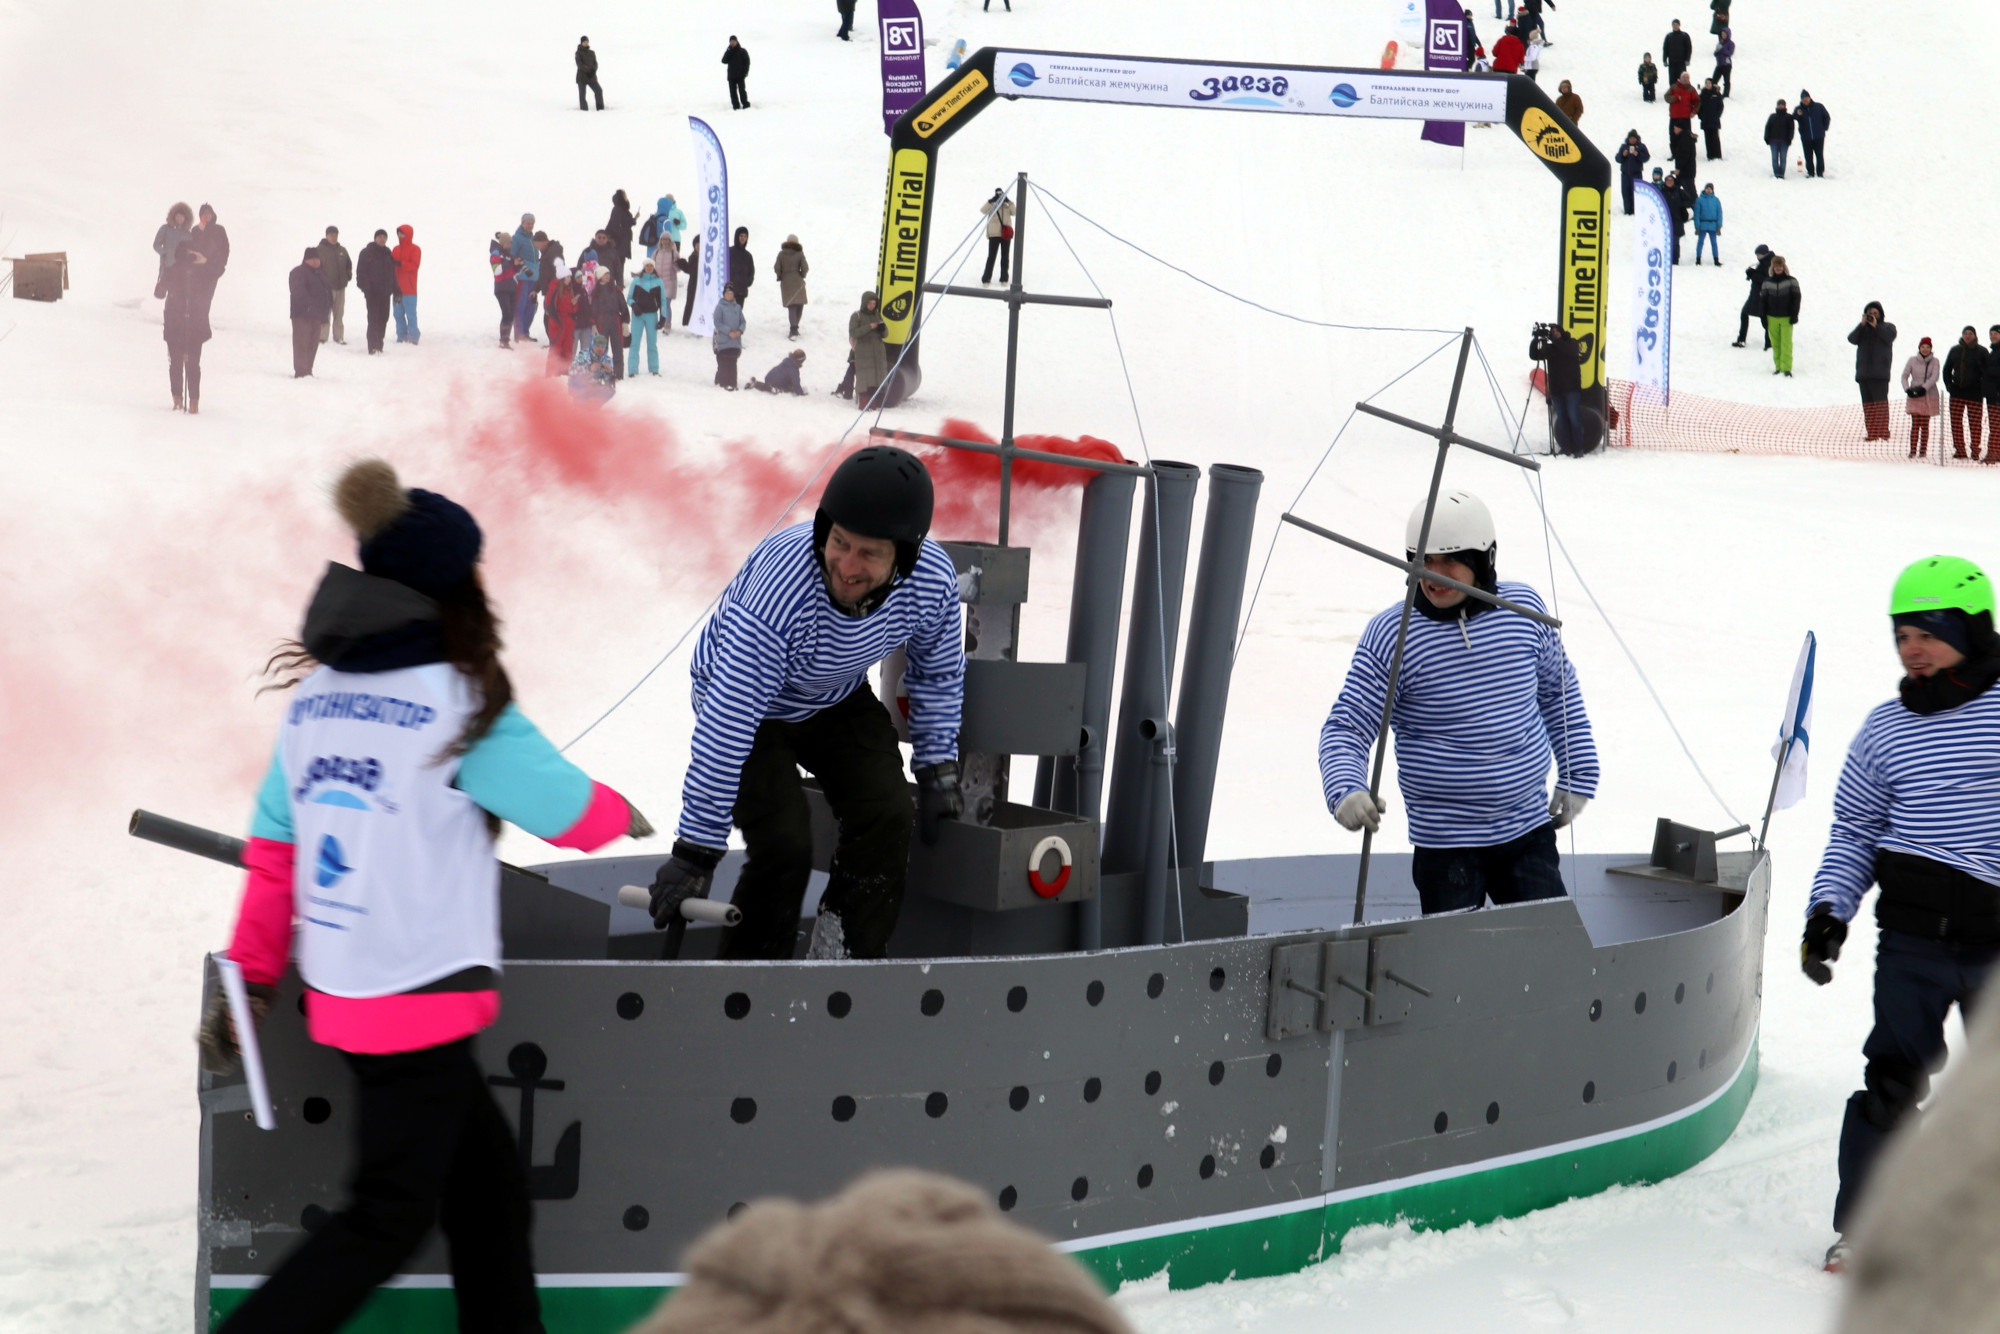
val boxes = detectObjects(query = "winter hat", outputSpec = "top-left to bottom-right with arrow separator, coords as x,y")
302,246 -> 320,261
1919,337 -> 1933,350
336,460 -> 482,598
626,1170 -> 1135,1334
1755,244 -> 1770,256
1893,609 -> 1974,658
785,233 -> 800,246
554,258 -> 571,280
199,203 -> 217,221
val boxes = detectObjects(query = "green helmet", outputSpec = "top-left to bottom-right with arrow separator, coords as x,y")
1889,556 -> 1995,618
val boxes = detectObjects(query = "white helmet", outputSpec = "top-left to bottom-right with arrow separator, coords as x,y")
1405,490 -> 1495,557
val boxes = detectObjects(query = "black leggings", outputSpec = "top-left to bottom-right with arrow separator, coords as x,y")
168,334 -> 203,403
219,1039 -> 540,1334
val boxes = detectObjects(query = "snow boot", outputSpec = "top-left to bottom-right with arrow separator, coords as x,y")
188,400 -> 199,415
1823,1238 -> 1850,1273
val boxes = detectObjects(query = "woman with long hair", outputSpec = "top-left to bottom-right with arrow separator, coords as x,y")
201,459 -> 651,1333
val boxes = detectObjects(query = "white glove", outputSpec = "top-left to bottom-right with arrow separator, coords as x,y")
1549,789 -> 1589,829
1334,790 -> 1388,833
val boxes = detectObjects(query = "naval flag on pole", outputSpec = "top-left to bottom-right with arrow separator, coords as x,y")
1757,631 -> 1816,847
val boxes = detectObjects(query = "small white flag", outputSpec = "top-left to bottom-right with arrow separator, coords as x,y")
1770,631 -> 1816,812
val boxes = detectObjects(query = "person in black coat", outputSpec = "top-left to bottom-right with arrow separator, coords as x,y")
576,36 -> 603,110
1985,325 -> 2000,462
1662,172 -> 1693,264
355,229 -> 397,354
605,190 -> 638,288
679,235 -> 702,327
163,243 -> 213,411
836,0 -> 856,39
593,273 -> 631,381
723,36 -> 751,109
1662,20 -> 1693,84
1531,324 -> 1591,454
1616,130 -> 1650,215
1764,99 -> 1795,178
1942,326 -> 1990,460
728,227 -> 755,309
1668,121 -> 1698,187
1698,80 -> 1725,160
1847,302 -> 1898,441
1793,91 -> 1831,178
289,248 -> 332,378
1735,245 -> 1772,348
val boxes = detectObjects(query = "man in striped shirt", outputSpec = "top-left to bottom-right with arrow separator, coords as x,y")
648,446 -> 966,959
1319,491 -> 1600,915
1804,556 -> 2000,1271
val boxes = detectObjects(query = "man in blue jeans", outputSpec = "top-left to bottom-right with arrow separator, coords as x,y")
1765,98 -> 1795,177
1803,556 -> 2000,1273
1319,491 -> 1601,915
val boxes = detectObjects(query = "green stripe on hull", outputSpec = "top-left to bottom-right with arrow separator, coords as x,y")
208,1040 -> 1757,1329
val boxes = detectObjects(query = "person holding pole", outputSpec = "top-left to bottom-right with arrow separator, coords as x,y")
1802,556 -> 2000,1274
197,459 -> 653,1333
1319,491 -> 1600,914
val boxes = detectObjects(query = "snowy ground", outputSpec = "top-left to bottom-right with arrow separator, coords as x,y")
2,0 -> 1996,1329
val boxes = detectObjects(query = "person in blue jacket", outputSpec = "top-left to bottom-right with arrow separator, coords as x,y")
1692,183 -> 1723,265
1803,556 -> 2000,1273
643,196 -> 687,328
1794,91 -> 1832,178
627,260 -> 664,375
1320,491 -> 1600,914
647,446 -> 966,960
509,214 -> 541,343
202,458 -> 651,1333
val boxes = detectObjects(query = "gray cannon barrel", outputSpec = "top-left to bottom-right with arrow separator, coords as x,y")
1034,469 -> 1137,820
130,810 -> 246,867
1100,461 -> 1200,876
1171,464 -> 1265,870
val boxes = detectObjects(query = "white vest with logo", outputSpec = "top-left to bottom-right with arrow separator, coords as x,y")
281,664 -> 500,997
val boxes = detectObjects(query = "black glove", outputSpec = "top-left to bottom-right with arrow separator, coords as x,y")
914,761 -> 964,846
1801,907 -> 1847,986
649,839 -> 724,929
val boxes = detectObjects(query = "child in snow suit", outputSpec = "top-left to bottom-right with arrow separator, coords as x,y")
202,459 -> 650,1333
1803,556 -> 2000,1271
1638,54 -> 1658,102
1692,184 -> 1722,265
1902,339 -> 1941,456
1761,256 -> 1800,374
748,349 -> 807,395
628,260 -> 664,375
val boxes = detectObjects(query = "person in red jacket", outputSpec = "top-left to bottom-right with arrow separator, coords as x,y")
1491,25 -> 1526,72
391,224 -> 421,345
1666,72 -> 1699,126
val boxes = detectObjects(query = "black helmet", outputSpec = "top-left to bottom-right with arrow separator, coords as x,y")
814,445 -> 934,578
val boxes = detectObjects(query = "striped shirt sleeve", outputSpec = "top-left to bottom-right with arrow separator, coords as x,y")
1320,629 -> 1390,811
1810,718 -> 1892,920
677,603 -> 790,848
902,549 -> 967,768
1536,623 -> 1600,797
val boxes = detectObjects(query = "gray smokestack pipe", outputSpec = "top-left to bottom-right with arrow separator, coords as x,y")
1170,464 -> 1264,871
1034,470 -> 1137,820
1100,461 -> 1199,876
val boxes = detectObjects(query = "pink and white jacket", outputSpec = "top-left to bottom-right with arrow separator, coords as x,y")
228,663 -> 633,1055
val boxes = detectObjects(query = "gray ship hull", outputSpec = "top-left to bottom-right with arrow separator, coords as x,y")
197,847 -> 1767,1331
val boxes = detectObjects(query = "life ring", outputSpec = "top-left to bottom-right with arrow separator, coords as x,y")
1027,835 -> 1072,898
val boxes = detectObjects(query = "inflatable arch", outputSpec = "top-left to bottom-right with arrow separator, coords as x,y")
875,48 -> 1610,427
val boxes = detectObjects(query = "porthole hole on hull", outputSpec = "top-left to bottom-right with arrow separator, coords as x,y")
616,992 -> 644,1020
1147,973 -> 1165,999
302,1097 -> 331,1125
827,990 -> 852,1018
925,1091 -> 949,1118
1071,1176 -> 1089,1201
1259,1145 -> 1276,1169
1209,967 -> 1226,992
724,992 -> 751,1020
1199,1154 -> 1216,1179
1588,998 -> 1602,1022
1667,1061 -> 1678,1083
1007,985 -> 1028,1013
1086,980 -> 1105,1006
1486,1101 -> 1500,1125
1145,1070 -> 1162,1096
1266,1053 -> 1283,1078
1137,1164 -> 1155,1188
832,1095 -> 856,1122
920,988 -> 945,1016
301,1204 -> 329,1233
623,1206 -> 649,1231
730,1098 -> 757,1124
1434,1111 -> 1449,1134
1675,982 -> 1686,1004
1583,1080 -> 1597,1104
1635,992 -> 1648,1015
1083,1077 -> 1102,1103
1010,1085 -> 1030,1111
998,1186 -> 1018,1211
1208,1061 -> 1225,1086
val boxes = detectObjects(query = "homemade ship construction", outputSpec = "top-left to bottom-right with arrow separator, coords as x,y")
140,430 -> 1770,1333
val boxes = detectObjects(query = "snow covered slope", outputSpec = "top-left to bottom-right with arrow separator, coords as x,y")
1,0 -> 1994,1329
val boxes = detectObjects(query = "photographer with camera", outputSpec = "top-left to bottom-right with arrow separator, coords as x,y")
1531,321 -> 1592,455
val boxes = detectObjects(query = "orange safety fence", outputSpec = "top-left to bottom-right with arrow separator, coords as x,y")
1529,371 -> 2000,467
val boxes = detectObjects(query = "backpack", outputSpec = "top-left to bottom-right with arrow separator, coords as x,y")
640,214 -> 661,248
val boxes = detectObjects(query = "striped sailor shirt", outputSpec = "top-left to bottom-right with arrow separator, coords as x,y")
1809,684 -> 2000,921
677,522 -> 965,848
1319,581 -> 1600,849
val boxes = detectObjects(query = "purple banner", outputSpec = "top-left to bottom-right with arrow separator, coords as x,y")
1420,0 -> 1466,147
878,0 -> 926,136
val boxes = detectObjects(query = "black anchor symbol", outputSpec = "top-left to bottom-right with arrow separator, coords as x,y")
487,1042 -> 581,1201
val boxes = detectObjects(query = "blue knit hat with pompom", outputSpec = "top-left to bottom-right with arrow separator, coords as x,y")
334,459 -> 482,596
